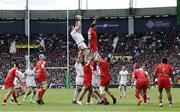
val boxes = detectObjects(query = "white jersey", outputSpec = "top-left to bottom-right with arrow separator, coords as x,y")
75,62 -> 84,86
92,65 -> 101,88
75,62 -> 84,77
119,70 -> 129,85
14,71 -> 25,88
24,68 -> 36,87
70,29 -> 85,45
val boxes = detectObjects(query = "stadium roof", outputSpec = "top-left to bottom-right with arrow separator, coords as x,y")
0,0 -> 177,10
0,7 -> 176,19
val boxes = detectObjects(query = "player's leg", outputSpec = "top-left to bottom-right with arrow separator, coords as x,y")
92,88 -> 103,104
30,87 -> 36,103
165,81 -> 173,107
23,87 -> 31,101
99,86 -> 109,105
2,88 -> 14,105
119,84 -> 123,98
37,81 -> 48,105
86,87 -> 92,104
135,86 -> 143,105
158,79 -> 164,107
123,85 -> 127,98
158,88 -> 163,107
142,86 -> 148,105
165,88 -> 173,107
105,87 -> 116,104
72,85 -> 82,104
78,86 -> 88,105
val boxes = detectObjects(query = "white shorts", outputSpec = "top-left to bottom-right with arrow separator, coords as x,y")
119,82 -> 127,86
26,80 -> 36,87
92,72 -> 100,88
99,86 -> 106,94
14,82 -> 22,89
76,76 -> 84,86
78,42 -> 88,50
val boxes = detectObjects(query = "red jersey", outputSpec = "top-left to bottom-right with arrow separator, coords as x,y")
88,28 -> 98,52
92,61 -> 97,71
83,64 -> 92,81
132,69 -> 148,82
35,60 -> 47,83
154,64 -> 173,79
5,67 -> 18,83
99,60 -> 111,78
83,63 -> 92,87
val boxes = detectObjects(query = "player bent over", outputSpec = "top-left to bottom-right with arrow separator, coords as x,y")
2,63 -> 24,105
72,60 -> 84,104
35,54 -> 50,105
154,58 -> 173,107
11,68 -> 26,103
77,61 -> 93,105
95,56 -> 116,105
23,63 -> 37,103
118,65 -> 129,98
132,63 -> 149,106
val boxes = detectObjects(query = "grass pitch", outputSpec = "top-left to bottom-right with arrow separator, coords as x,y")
0,88 -> 180,112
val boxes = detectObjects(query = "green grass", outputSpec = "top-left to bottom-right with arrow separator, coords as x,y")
0,88 -> 180,112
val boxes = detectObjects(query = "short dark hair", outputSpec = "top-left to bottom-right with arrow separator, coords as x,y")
162,57 -> 168,64
106,57 -> 111,62
90,23 -> 96,28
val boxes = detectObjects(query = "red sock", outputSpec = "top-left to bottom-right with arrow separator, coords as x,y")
3,99 -> 7,103
143,94 -> 147,103
39,89 -> 46,100
87,94 -> 91,103
79,97 -> 83,101
111,95 -> 115,99
12,92 -> 18,103
135,92 -> 140,100
103,98 -> 109,103
38,91 -> 41,100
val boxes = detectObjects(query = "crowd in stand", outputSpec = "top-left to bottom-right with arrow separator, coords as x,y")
0,31 -> 180,86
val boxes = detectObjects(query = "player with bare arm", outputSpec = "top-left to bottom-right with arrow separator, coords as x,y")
2,63 -> 24,105
35,54 -> 50,105
69,15 -> 90,63
154,58 -> 173,107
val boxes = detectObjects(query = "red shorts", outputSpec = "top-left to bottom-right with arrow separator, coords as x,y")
90,44 -> 98,53
158,78 -> 171,89
4,81 -> 14,90
83,78 -> 91,87
36,75 -> 47,83
135,80 -> 148,90
100,77 -> 110,87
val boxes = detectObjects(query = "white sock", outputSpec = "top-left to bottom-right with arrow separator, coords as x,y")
123,90 -> 126,97
73,89 -> 80,101
31,93 -> 35,101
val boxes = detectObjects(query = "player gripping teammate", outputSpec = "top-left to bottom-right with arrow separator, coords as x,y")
132,63 -> 149,106
2,63 -> 24,105
118,65 -> 129,98
35,54 -> 50,105
23,63 -> 37,103
95,56 -> 116,105
69,15 -> 90,62
77,60 -> 93,105
154,58 -> 173,107
72,60 -> 84,104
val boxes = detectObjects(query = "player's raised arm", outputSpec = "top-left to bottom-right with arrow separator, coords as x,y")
92,16 -> 99,24
74,15 -> 82,31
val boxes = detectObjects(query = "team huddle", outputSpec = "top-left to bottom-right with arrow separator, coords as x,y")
2,15 -> 174,108
2,54 -> 49,105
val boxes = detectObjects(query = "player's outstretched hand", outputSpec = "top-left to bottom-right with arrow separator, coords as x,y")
94,16 -> 100,20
